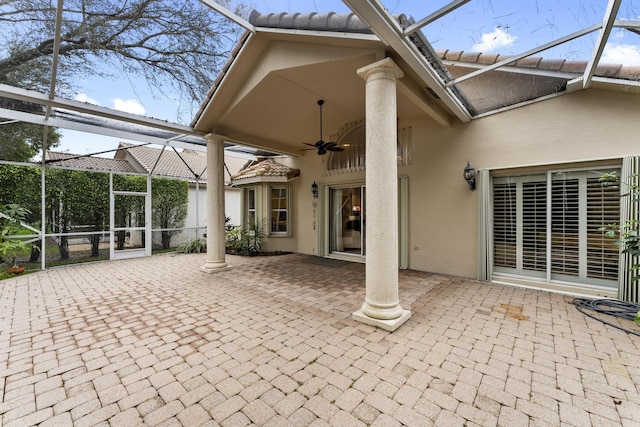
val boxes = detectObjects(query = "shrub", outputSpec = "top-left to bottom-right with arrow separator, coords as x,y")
176,238 -> 206,254
225,219 -> 266,256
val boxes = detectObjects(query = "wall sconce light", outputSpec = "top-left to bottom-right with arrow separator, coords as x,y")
463,161 -> 476,191
311,181 -> 318,199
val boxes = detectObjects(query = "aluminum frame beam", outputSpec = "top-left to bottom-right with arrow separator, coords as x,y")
580,0 -> 622,90
0,84 -> 203,137
343,0 -> 472,122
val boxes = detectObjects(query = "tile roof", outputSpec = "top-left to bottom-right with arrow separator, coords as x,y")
45,151 -> 138,173
117,142 -> 207,181
117,143 -> 247,183
249,10 -> 371,33
45,145 -> 247,186
437,50 -> 640,81
231,158 -> 300,184
248,11 -> 640,82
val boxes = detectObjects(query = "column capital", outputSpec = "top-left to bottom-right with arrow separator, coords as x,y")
204,133 -> 227,144
357,57 -> 404,82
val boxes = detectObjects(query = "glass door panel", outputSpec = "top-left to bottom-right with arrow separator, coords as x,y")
330,186 -> 365,256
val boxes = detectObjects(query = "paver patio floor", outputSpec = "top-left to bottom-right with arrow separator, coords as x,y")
1,253 -> 639,426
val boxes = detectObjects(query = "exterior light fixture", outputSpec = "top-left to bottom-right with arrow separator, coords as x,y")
463,161 -> 476,191
311,181 -> 318,199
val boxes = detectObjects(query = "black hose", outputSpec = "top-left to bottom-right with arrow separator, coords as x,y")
572,298 -> 640,337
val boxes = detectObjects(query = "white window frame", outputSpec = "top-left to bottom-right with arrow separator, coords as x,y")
267,185 -> 291,237
242,186 -> 258,228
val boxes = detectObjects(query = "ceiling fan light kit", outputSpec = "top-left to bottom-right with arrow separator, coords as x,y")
304,100 -> 345,155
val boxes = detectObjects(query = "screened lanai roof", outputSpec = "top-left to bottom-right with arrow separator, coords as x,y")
1,0 -> 639,158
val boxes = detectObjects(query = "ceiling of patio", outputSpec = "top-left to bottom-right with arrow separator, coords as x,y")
1,0 -> 638,158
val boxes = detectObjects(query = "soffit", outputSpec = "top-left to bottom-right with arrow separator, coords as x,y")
194,30 -> 442,156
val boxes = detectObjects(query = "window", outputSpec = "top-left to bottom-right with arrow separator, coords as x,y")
493,168 -> 620,288
324,123 -> 412,175
245,187 -> 256,225
269,186 -> 289,235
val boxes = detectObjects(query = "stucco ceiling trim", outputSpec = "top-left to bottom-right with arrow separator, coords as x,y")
397,80 -> 450,127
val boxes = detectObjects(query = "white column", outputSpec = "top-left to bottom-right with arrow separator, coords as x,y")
352,57 -> 411,332
201,133 -> 230,273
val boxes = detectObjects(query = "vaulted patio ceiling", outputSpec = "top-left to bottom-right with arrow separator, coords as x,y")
1,0 -> 638,158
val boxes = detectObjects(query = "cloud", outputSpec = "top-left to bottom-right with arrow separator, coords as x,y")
472,27 -> 517,53
113,98 -> 146,115
74,93 -> 99,104
601,43 -> 640,66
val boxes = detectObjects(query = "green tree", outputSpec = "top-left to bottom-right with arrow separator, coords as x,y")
45,168 -> 77,259
68,171 -> 109,257
0,0 -> 249,161
0,164 -> 42,260
152,177 -> 188,249
0,119 -> 61,162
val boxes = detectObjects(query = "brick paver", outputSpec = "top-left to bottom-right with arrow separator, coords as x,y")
0,253 -> 639,426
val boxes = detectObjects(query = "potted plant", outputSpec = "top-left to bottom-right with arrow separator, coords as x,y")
0,204 -> 37,274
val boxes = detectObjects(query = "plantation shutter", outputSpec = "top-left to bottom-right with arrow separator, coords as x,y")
493,179 -> 517,270
586,176 -> 620,281
550,174 -> 580,279
619,156 -> 640,303
522,180 -> 547,272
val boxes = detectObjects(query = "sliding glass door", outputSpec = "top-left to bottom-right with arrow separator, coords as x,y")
330,186 -> 365,256
493,168 -> 620,288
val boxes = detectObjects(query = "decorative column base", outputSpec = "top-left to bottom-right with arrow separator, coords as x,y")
200,261 -> 231,274
352,308 -> 411,332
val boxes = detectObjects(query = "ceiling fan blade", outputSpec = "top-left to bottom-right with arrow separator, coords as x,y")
304,142 -> 319,148
323,141 -> 337,148
326,146 -> 344,152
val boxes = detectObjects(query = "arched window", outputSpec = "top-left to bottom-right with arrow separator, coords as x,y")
324,122 -> 412,175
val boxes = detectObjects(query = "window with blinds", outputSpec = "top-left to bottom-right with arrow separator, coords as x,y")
586,176 -> 620,280
493,181 -> 517,269
522,181 -> 547,272
493,168 -> 620,288
551,176 -> 580,278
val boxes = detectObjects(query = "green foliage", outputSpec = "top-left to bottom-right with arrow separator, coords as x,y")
46,168 -> 110,258
0,0 -> 249,120
225,219 -> 267,256
635,310 -> 640,325
0,204 -> 38,268
0,164 -> 42,218
600,171 -> 640,283
176,238 -> 207,254
0,121 -> 61,162
113,174 -> 147,251
152,178 -> 188,249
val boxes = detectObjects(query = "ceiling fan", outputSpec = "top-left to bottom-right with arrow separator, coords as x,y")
304,100 -> 344,155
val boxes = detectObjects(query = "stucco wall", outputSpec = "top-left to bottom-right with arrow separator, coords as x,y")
288,88 -> 640,279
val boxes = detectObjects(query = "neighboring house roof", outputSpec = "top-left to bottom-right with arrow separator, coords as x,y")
231,158 -> 300,185
116,142 -> 206,181
45,151 -> 137,173
45,144 -> 247,185
115,142 -> 247,183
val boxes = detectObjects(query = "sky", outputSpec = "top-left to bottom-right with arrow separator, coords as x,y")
46,0 -> 640,158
